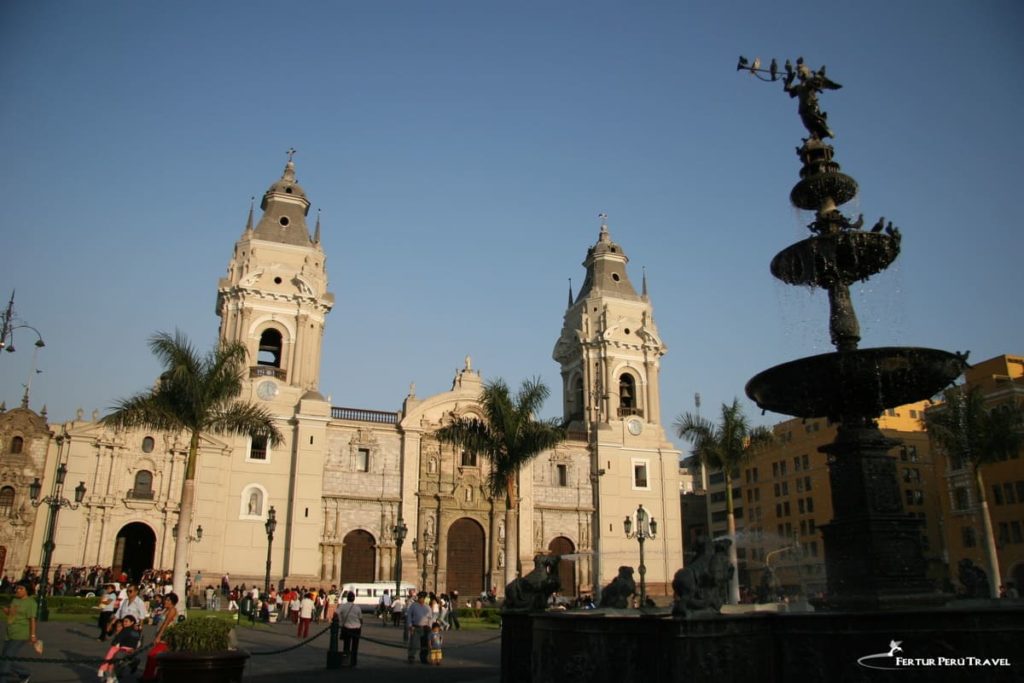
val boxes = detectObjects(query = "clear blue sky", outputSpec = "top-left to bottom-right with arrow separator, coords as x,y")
2,1 -> 1022,453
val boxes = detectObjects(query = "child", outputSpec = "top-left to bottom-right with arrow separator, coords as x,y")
428,621 -> 443,666
98,614 -> 141,681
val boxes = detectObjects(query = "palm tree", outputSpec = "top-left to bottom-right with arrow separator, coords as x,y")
675,398 -> 773,604
924,385 -> 1023,598
101,331 -> 283,605
435,377 -> 566,590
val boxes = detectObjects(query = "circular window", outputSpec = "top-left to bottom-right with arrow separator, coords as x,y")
611,247 -> 617,253
274,276 -> 283,285
142,436 -> 155,453
279,216 -> 290,227
624,328 -> 631,335
611,273 -> 621,282
285,187 -> 293,194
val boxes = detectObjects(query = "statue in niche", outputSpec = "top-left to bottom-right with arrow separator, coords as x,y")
325,509 -> 336,536
424,515 -> 435,540
247,490 -> 262,516
425,547 -> 434,566
504,554 -> 561,611
497,549 -> 505,568
534,521 -> 543,550
428,457 -> 437,474
498,520 -> 505,540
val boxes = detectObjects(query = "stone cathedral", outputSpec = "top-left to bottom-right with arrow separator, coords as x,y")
0,159 -> 683,597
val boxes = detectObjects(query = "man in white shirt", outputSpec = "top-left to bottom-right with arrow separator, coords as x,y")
111,585 -> 148,633
336,592 -> 364,666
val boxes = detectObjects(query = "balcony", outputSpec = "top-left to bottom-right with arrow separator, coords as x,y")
126,489 -> 154,500
250,365 -> 287,381
617,406 -> 644,418
331,406 -> 399,424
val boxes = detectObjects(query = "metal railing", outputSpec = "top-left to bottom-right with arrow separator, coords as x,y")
331,406 -> 400,424
250,366 -> 287,380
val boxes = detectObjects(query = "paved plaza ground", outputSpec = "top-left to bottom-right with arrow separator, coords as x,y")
6,616 -> 501,683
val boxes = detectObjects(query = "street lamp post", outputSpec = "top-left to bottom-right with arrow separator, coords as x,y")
393,518 -> 408,599
623,504 -> 657,608
172,523 -> 204,544
264,506 -> 277,595
29,435 -> 86,621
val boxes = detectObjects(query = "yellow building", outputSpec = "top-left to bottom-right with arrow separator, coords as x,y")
932,354 -> 1024,594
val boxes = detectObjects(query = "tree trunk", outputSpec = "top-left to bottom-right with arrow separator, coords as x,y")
172,432 -> 200,611
504,477 -> 518,591
724,472 -> 740,604
974,465 -> 1002,598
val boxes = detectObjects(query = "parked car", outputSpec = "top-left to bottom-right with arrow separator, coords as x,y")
78,582 -> 121,598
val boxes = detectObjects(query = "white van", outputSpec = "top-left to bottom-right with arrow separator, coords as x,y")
341,581 -> 417,612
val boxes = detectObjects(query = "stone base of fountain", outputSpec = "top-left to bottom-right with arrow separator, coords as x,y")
504,605 -> 1024,682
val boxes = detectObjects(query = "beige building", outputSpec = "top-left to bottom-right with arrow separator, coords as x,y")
0,159 -> 682,598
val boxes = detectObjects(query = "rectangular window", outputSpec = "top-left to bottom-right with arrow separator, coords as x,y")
913,490 -> 924,505
1012,521 -> 1023,544
800,520 -> 807,536
712,510 -> 727,523
461,450 -> 478,467
909,446 -> 918,462
784,501 -> 791,516
954,487 -> 970,511
711,491 -> 726,504
751,467 -> 759,483
806,497 -> 814,513
782,481 -> 789,496
794,456 -> 801,472
633,461 -> 649,489
556,464 -> 568,487
905,489 -> 914,506
805,476 -> 812,492
998,522 -> 1010,545
754,488 -> 760,502
776,503 -> 782,517
796,478 -> 804,493
774,483 -> 781,497
809,541 -> 818,557
772,462 -> 779,478
798,498 -> 805,514
1016,480 -> 1024,502
356,448 -> 370,472
1004,482 -> 1016,505
808,519 -> 815,535
962,527 -> 976,548
801,454 -> 809,470
249,435 -> 268,461
780,461 -> 788,477
992,484 -> 1004,505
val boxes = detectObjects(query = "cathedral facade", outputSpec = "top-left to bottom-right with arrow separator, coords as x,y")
0,160 -> 682,597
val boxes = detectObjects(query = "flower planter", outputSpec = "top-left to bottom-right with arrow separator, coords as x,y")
157,650 -> 249,683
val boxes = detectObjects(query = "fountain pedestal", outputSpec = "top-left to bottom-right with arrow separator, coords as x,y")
817,422 -> 937,609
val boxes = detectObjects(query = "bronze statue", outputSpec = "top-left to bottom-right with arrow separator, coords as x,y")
671,538 -> 734,617
957,558 -> 990,599
598,566 -> 636,608
503,554 -> 562,611
738,55 -> 841,141
784,58 -> 842,140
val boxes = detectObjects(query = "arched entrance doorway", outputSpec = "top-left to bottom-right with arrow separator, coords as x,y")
113,523 -> 155,583
446,518 -> 485,597
341,530 -> 376,584
548,536 -> 576,597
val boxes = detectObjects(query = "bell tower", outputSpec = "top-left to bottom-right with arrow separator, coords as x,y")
553,217 -> 681,596
216,152 -> 335,399
553,216 -> 667,431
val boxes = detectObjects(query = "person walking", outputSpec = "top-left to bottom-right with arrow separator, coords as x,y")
448,589 -> 461,630
405,591 -> 433,664
336,592 -> 363,666
297,592 -> 314,638
1,581 -> 37,683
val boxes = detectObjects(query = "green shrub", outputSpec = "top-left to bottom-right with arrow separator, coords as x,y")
164,616 -> 234,653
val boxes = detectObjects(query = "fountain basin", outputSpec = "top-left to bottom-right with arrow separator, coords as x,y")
745,347 -> 966,420
770,231 -> 900,287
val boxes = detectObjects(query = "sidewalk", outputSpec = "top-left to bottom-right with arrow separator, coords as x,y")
15,616 -> 501,683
